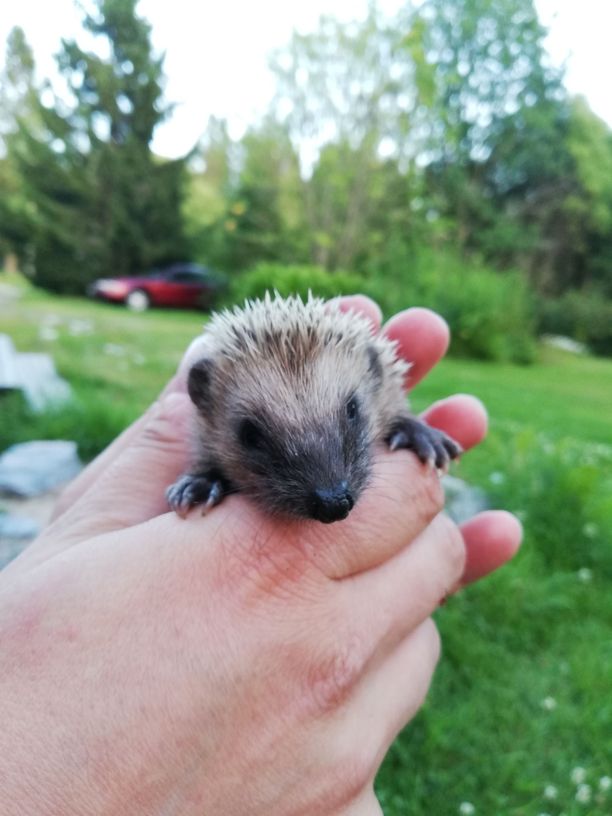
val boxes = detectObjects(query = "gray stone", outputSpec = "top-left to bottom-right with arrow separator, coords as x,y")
0,334 -> 19,389
14,352 -> 72,412
0,440 -> 82,498
0,332 -> 72,411
443,474 -> 489,524
0,513 -> 40,539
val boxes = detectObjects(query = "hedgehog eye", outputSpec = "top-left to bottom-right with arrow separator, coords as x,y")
346,396 -> 359,421
238,419 -> 265,450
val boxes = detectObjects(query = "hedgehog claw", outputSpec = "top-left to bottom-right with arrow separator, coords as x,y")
202,480 -> 223,515
386,416 -> 461,471
167,473 -> 224,517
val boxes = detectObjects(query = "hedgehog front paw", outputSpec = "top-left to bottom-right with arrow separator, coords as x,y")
166,473 -> 224,518
386,415 -> 462,470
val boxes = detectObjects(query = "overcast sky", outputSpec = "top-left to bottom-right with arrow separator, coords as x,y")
1,0 -> 611,158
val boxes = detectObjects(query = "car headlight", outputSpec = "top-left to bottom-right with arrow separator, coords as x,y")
95,279 -> 130,297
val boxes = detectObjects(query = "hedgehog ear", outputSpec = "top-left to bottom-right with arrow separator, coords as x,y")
366,345 -> 383,384
187,358 -> 214,409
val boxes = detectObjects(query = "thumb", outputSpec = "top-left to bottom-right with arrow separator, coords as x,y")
17,393 -> 193,566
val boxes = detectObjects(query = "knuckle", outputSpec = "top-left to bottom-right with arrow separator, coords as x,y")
139,394 -> 191,451
418,469 -> 446,525
422,617 -> 442,668
329,751 -> 374,806
305,635 -> 366,714
435,514 -> 466,585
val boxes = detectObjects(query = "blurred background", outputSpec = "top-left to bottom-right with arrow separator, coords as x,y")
0,1 -> 611,813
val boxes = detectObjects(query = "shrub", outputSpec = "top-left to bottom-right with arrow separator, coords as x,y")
370,243 -> 537,363
538,290 -> 612,357
228,250 -> 537,364
227,262 -> 376,305
0,391 -> 134,462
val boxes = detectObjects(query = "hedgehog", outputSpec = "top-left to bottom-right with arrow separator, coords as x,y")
166,294 -> 461,524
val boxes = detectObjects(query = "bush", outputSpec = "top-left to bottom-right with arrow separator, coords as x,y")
370,242 -> 537,363
227,250 -> 536,364
0,391 -> 134,462
227,262 -> 377,305
538,290 -> 612,357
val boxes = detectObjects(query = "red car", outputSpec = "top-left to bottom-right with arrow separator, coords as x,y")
88,263 -> 226,311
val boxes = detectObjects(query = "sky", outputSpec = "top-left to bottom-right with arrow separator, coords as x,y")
1,0 -> 611,158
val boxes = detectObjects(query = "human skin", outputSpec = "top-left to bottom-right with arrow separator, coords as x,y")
0,299 -> 521,815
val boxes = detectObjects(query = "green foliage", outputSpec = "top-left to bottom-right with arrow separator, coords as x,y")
1,3 -> 187,293
227,262 -> 372,305
538,290 -> 612,356
371,243 -> 536,362
0,391 -> 133,462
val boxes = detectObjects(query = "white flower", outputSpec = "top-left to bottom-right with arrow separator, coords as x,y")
583,522 -> 598,539
103,343 -> 126,357
571,766 -> 587,784
459,803 -> 475,815
541,696 -> 557,711
577,568 -> 593,583
600,776 -> 612,791
543,784 -> 558,800
39,326 -> 59,342
489,471 -> 505,485
576,783 -> 591,803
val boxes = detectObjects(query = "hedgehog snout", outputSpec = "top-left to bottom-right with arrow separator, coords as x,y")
308,481 -> 355,524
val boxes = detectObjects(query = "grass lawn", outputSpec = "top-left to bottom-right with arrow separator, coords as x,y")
2,279 -> 611,815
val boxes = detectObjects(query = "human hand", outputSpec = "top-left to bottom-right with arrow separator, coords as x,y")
0,298 -> 521,816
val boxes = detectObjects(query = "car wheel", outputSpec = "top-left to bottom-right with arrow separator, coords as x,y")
126,289 -> 151,312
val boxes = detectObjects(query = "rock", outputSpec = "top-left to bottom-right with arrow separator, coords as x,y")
541,334 -> 587,355
0,440 -> 82,498
0,513 -> 40,539
443,474 -> 489,524
0,332 -> 72,411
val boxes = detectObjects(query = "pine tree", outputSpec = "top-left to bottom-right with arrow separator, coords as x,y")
8,0 -> 186,292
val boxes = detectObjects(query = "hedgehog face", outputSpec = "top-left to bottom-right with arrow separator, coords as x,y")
188,350 -> 378,522
228,387 -> 372,522
185,295 -> 409,522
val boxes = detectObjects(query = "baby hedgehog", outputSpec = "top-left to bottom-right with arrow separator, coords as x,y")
167,294 -> 461,524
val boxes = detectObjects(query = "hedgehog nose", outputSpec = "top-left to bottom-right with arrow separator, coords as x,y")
310,482 -> 354,523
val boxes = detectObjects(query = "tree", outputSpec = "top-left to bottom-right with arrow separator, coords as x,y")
0,27 -> 39,263
403,0 -> 575,282
7,0 -> 186,292
269,9 -> 423,270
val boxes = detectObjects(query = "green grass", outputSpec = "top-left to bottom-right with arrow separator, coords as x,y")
2,279 -> 611,815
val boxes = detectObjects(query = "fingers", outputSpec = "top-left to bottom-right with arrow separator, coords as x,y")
340,791 -> 384,816
338,509 -> 520,668
334,295 -> 382,331
302,450 -> 446,578
342,619 -> 440,758
342,513 -> 465,652
459,510 -> 522,587
382,308 -> 450,390
422,393 -> 488,450
336,300 -> 451,393
280,389 -> 488,580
